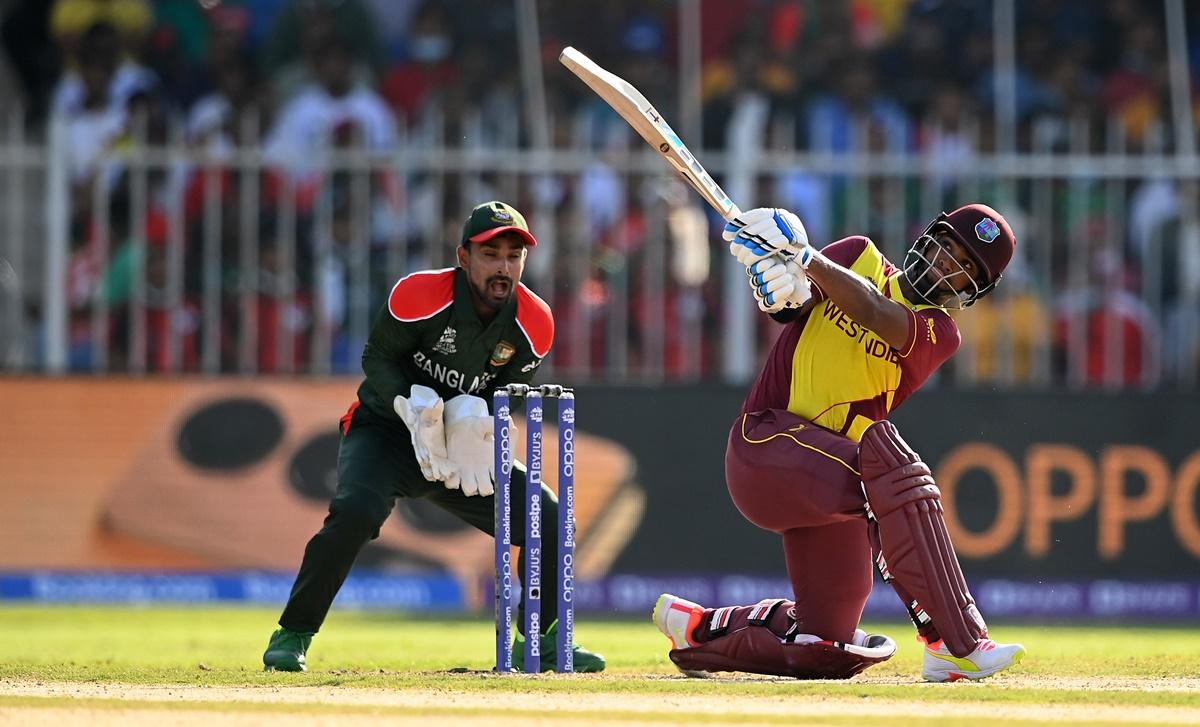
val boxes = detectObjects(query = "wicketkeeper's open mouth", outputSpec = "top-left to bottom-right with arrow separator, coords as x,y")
488,278 -> 512,297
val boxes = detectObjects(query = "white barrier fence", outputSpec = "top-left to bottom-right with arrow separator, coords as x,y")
1,112 -> 1198,389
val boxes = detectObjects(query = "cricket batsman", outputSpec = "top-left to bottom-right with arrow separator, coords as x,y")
653,204 -> 1026,682
263,201 -> 605,672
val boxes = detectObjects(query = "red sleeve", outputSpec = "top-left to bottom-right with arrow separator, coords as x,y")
515,283 -> 554,358
387,268 -> 455,321
818,236 -> 872,267
808,236 -> 873,302
900,308 -> 961,374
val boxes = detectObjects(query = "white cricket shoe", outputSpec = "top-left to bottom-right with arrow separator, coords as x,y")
652,593 -> 705,650
923,638 -> 1026,682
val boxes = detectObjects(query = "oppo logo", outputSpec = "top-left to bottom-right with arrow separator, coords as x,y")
561,427 -> 574,477
937,443 -> 1200,560
498,421 -> 511,476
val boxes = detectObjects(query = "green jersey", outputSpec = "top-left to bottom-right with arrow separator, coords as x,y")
355,267 -> 555,421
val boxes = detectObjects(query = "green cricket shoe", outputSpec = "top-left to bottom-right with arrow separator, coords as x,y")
512,620 -> 606,673
262,627 -> 314,672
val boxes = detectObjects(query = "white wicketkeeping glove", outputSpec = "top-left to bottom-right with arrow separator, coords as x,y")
442,393 -> 496,497
722,207 -> 814,267
747,256 -> 813,313
393,384 -> 455,483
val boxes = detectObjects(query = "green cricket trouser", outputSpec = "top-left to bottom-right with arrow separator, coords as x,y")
279,402 -> 560,634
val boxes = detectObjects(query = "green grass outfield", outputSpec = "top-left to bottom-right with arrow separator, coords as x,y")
1,606 -> 1198,725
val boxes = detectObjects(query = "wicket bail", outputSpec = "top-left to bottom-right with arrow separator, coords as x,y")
493,384 -> 576,673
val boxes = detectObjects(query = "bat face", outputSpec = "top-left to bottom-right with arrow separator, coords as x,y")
559,46 -> 740,221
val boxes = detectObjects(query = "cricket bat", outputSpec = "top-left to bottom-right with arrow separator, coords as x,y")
559,46 -> 742,222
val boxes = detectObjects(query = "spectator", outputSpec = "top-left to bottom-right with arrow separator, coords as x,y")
51,1 -> 157,117
312,184 -> 390,373
1054,47 -> 1101,114
954,237 -> 1051,385
62,23 -> 125,186
103,199 -> 199,373
146,1 -> 254,109
919,82 -> 980,194
1100,18 -> 1168,146
1052,246 -> 1162,389
804,53 -> 910,153
382,0 -> 460,124
849,0 -> 913,50
177,8 -> 266,231
263,0 -> 383,102
701,33 -> 795,152
1128,180 -> 1200,382
263,35 -> 396,191
879,12 -> 962,113
1052,290 -> 1162,389
253,229 -> 313,375
51,0 -> 150,63
362,0 -> 424,59
186,48 -> 264,155
432,41 -> 521,149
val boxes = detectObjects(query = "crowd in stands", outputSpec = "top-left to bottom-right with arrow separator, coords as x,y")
0,0 -> 1197,386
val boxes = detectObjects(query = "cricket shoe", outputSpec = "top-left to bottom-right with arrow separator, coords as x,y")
262,627 -> 314,672
652,594 -> 710,678
923,637 -> 1025,682
652,593 -> 705,650
511,620 -> 606,673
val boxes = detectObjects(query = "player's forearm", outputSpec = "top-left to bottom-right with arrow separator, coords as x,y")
359,305 -> 425,414
804,253 -> 910,350
362,345 -> 413,417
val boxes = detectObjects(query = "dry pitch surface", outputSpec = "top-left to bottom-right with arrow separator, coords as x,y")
5,676 -> 1200,726
2,607 -> 1198,726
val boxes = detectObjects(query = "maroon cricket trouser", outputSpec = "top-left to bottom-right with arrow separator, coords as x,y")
725,408 -> 872,643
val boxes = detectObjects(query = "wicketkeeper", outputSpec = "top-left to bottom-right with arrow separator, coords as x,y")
654,204 -> 1026,682
263,201 -> 605,672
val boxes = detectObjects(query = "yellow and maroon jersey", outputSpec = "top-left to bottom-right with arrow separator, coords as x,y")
742,236 -> 960,441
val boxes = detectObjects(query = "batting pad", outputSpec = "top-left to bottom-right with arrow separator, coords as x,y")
859,421 -> 987,658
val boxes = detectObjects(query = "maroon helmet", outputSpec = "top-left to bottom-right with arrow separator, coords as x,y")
902,203 -> 1016,308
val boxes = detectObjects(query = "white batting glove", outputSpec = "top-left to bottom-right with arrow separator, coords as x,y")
723,207 -> 813,267
442,394 -> 496,497
393,385 -> 455,483
747,256 -> 812,313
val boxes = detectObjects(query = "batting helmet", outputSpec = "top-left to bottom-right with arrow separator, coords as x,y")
902,203 -> 1015,308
